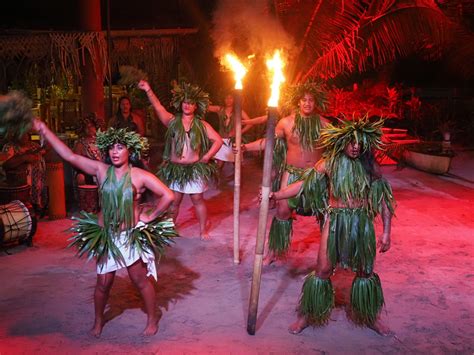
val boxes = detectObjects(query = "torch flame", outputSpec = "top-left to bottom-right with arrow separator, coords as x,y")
266,50 -> 286,108
223,53 -> 247,90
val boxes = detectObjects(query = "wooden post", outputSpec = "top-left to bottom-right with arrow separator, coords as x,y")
78,0 -> 104,121
247,106 -> 278,335
233,89 -> 242,264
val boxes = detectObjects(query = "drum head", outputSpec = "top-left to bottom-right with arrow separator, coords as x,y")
0,200 -> 33,244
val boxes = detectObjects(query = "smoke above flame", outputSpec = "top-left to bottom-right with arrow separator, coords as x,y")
211,0 -> 294,60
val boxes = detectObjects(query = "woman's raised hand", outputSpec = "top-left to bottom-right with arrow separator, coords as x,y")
137,80 -> 151,92
32,117 -> 46,133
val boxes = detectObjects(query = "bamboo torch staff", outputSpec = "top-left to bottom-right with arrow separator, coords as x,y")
247,50 -> 285,335
223,54 -> 247,265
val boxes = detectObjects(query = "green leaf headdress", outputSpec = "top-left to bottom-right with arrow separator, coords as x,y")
96,127 -> 149,160
0,91 -> 33,141
281,81 -> 328,114
171,82 -> 210,118
319,114 -> 385,160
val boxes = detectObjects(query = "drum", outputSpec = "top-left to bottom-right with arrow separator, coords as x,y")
76,184 -> 99,213
6,169 -> 29,186
0,200 -> 37,246
0,184 -> 31,205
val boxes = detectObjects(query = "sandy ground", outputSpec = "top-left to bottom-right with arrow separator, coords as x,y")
0,152 -> 473,354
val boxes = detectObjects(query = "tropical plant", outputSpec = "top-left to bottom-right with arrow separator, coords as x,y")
272,0 -> 456,83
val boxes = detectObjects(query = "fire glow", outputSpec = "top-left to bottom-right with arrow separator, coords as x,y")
223,53 -> 247,89
266,50 -> 285,107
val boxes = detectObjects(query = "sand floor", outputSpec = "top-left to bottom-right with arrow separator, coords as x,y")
0,154 -> 473,354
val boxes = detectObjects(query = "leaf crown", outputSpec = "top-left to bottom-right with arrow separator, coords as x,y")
281,81 -> 328,113
319,114 -> 385,158
171,82 -> 210,118
95,127 -> 149,159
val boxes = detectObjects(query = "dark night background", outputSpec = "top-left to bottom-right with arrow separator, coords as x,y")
2,0 -> 473,89
1,1 -> 214,30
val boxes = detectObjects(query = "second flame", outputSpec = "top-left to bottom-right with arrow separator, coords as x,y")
266,50 -> 285,108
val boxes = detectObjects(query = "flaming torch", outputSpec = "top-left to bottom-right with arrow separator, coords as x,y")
223,53 -> 247,265
247,50 -> 285,335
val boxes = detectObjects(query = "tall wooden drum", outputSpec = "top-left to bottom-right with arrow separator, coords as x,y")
0,184 -> 31,205
76,185 -> 99,213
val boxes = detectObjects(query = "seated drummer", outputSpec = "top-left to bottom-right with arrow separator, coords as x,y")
1,131 -> 46,214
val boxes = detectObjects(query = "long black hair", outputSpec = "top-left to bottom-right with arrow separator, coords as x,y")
359,149 -> 382,182
116,96 -> 133,120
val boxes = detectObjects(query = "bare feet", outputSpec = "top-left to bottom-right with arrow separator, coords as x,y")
368,319 -> 394,337
200,230 -> 211,240
142,322 -> 158,336
90,321 -> 103,338
288,315 -> 308,334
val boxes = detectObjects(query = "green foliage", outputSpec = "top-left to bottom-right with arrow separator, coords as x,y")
328,208 -> 376,274
163,114 -> 211,160
171,82 -> 210,118
350,273 -> 384,326
129,217 -> 178,257
320,114 -> 385,161
281,81 -> 328,114
369,178 -> 396,217
286,165 -> 306,211
299,168 -> 329,215
101,166 -> 134,238
329,155 -> 371,205
298,272 -> 334,325
68,211 -> 124,264
292,113 -> 323,151
271,137 -> 287,191
268,217 -> 293,255
158,161 -> 218,190
68,212 -> 178,266
96,127 -> 149,160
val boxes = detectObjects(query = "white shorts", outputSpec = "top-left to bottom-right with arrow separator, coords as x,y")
96,222 -> 157,280
214,138 -> 234,162
169,178 -> 208,194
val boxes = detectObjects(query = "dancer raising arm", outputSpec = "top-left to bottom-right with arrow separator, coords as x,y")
33,118 -> 176,337
138,80 -> 222,240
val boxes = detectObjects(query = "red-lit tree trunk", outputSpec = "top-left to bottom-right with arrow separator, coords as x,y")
79,0 -> 104,123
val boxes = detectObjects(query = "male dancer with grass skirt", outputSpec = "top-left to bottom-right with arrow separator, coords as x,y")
243,82 -> 329,264
139,80 -> 222,240
268,117 -> 395,335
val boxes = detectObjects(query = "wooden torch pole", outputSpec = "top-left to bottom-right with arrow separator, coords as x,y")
247,106 -> 278,335
233,89 -> 243,265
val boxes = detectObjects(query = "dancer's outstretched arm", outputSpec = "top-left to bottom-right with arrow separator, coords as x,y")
242,119 -> 285,152
138,80 -> 174,127
269,180 -> 304,201
33,118 -> 106,178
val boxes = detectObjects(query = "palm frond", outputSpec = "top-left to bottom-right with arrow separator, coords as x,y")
284,1 -> 453,81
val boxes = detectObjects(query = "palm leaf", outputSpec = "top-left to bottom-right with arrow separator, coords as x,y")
278,1 -> 453,82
